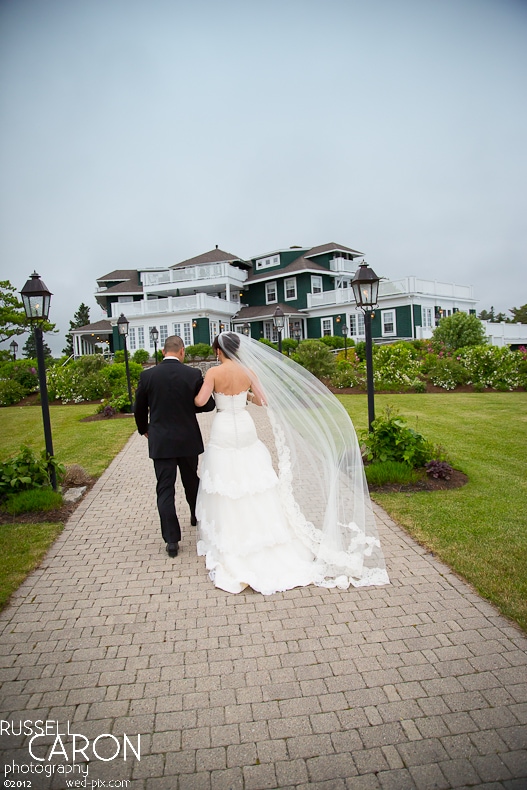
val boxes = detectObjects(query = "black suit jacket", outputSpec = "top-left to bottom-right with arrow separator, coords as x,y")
134,359 -> 215,459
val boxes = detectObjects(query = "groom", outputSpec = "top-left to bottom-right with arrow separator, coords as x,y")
134,335 -> 215,557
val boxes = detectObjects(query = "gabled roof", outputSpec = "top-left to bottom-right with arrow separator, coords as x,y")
72,320 -> 113,334
233,303 -> 304,320
97,269 -> 139,283
247,256 -> 329,283
100,280 -> 143,295
304,242 -> 364,259
171,247 -> 246,269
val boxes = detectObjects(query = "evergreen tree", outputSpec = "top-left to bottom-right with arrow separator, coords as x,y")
478,306 -> 495,321
509,304 -> 527,324
23,331 -> 53,360
0,279 -> 56,342
63,302 -> 91,356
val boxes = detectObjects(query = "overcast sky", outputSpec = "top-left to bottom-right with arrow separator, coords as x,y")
1,0 -> 526,354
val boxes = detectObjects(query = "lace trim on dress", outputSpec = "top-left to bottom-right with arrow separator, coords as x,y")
268,408 -> 388,588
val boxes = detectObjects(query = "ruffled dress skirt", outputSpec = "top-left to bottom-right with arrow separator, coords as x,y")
196,393 -> 318,595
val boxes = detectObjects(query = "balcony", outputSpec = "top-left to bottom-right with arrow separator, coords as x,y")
306,277 -> 475,309
142,263 -> 248,290
110,293 -> 240,319
329,256 -> 356,275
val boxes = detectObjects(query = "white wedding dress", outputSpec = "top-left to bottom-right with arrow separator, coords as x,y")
196,391 -> 322,595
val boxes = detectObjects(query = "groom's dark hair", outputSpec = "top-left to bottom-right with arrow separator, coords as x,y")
164,335 -> 184,354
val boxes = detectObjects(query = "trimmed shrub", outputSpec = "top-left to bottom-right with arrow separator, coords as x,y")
133,349 -> 150,364
432,312 -> 487,351
292,340 -> 336,379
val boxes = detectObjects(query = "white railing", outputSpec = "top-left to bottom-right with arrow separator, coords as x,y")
484,321 -> 527,347
306,277 -> 475,309
379,277 -> 474,299
142,263 -> 248,288
329,257 -> 356,274
110,293 -> 240,319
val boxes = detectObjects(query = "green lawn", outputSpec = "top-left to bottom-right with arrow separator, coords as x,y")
338,392 -> 527,631
0,404 -> 137,476
0,404 -> 137,609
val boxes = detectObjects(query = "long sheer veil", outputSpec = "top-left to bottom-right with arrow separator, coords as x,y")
217,332 -> 389,589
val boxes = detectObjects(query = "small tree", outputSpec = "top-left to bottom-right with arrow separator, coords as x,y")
509,303 -> 527,324
432,312 -> 487,352
63,302 -> 91,356
23,331 -> 53,360
0,279 -> 56,343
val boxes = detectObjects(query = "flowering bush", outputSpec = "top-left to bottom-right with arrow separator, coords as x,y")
457,345 -> 524,390
427,356 -> 470,390
47,359 -> 142,404
371,343 -> 422,389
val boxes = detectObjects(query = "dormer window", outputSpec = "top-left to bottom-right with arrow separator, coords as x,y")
256,255 -> 280,270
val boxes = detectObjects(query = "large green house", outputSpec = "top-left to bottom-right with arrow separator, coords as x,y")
72,241 -> 478,356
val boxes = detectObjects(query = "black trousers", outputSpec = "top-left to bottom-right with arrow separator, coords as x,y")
153,456 -> 199,544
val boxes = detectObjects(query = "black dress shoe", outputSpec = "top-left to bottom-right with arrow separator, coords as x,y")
190,514 -> 197,527
166,542 -> 179,557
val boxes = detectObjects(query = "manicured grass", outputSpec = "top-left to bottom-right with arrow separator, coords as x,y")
338,392 -> 527,631
0,404 -> 137,609
0,404 -> 137,476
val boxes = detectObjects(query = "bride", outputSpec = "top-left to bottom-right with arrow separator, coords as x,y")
194,331 -> 389,595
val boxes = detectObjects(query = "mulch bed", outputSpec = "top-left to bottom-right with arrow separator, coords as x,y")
0,480 -> 96,525
80,412 -> 134,422
369,468 -> 468,494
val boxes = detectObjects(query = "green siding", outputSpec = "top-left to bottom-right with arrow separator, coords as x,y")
192,317 -> 210,345
395,305 -> 413,338
307,317 -> 321,338
413,304 -> 422,329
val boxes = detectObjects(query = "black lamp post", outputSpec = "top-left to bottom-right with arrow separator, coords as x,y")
9,339 -> 18,361
351,261 -> 381,431
273,306 -> 285,353
150,326 -> 159,365
341,323 -> 348,359
117,313 -> 133,409
20,272 -> 57,490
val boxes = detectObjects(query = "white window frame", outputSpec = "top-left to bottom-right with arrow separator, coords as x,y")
311,275 -> 323,294
159,324 -> 168,345
321,318 -> 332,337
284,277 -> 297,301
172,322 -> 192,346
265,281 -> 277,304
264,321 -> 278,342
128,327 -> 136,351
349,313 -> 366,337
137,327 -> 145,348
382,309 -> 396,337
422,307 -> 433,329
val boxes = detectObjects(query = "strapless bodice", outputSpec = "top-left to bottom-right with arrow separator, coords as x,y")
214,391 -> 248,412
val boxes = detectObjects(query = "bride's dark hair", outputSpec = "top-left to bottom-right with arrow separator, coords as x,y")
214,332 -> 241,359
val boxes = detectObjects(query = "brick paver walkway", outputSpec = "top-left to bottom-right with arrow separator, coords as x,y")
1,408 -> 526,790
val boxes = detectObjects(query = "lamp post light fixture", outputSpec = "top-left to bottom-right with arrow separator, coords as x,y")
272,306 -> 285,354
341,323 -> 348,359
242,323 -> 250,337
9,339 -> 18,361
117,313 -> 133,409
351,261 -> 381,431
150,326 -> 159,365
20,272 -> 56,490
